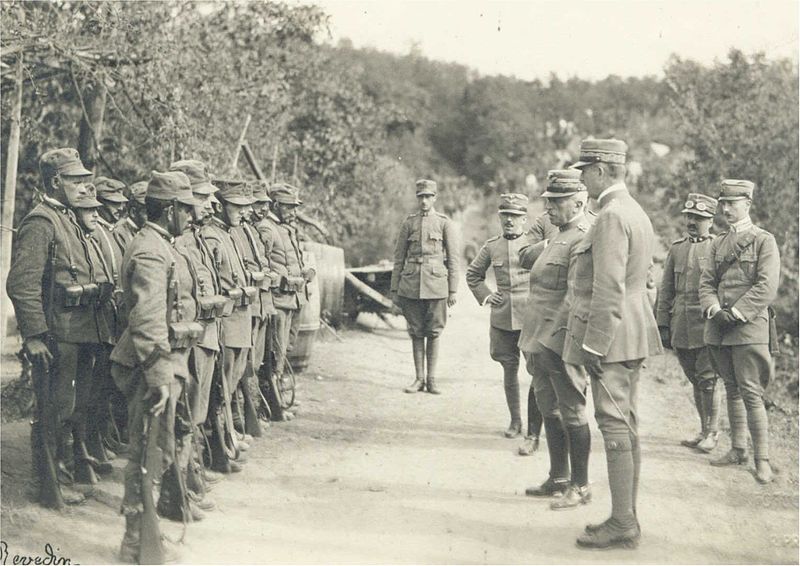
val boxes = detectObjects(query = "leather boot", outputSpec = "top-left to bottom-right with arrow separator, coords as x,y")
696,431 -> 719,453
577,517 -> 640,550
543,416 -> 570,484
425,336 -> 441,394
72,426 -> 99,485
710,447 -> 748,467
518,435 -> 539,456
502,362 -> 521,436
405,337 -> 426,393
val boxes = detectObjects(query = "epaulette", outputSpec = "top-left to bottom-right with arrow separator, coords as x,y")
486,235 -> 501,243
407,212 -> 419,218
435,211 -> 448,219
671,236 -> 688,246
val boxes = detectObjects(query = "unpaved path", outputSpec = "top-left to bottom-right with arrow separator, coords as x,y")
1,286 -> 798,564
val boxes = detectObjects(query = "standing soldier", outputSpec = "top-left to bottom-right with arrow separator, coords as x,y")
94,176 -> 129,230
698,180 -> 780,484
519,170 -> 595,510
657,194 -> 722,453
113,181 -> 148,254
566,139 -> 662,549
201,178 -> 256,470
111,171 -> 203,563
390,179 -> 459,395
466,193 -> 531,438
7,148 -> 106,507
259,183 -> 313,414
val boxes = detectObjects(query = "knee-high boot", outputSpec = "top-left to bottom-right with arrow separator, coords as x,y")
543,416 -> 570,482
404,337 -> 426,393
425,336 -> 441,394
503,362 -> 521,436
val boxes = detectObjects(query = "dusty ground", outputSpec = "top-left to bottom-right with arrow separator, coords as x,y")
1,286 -> 798,564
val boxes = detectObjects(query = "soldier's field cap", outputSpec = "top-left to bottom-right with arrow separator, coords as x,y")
94,176 -> 129,203
72,183 -> 102,209
541,169 -> 586,198
415,179 -> 437,196
718,179 -> 755,201
270,182 -> 302,206
127,181 -> 148,205
214,178 -> 255,206
250,180 -> 272,203
498,193 -> 529,215
40,148 -> 92,178
571,138 -> 628,169
682,193 -> 717,218
170,159 -> 216,196
147,171 -> 202,206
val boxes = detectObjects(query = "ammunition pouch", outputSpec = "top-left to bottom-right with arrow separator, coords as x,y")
168,321 -> 203,349
197,294 -> 229,321
224,287 -> 244,311
241,286 -> 259,307
279,276 -> 305,294
249,271 -> 270,291
60,283 -> 101,308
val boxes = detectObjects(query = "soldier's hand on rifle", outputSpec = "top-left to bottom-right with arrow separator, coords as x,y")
144,384 -> 170,417
486,291 -> 503,307
447,292 -> 457,307
23,337 -> 53,371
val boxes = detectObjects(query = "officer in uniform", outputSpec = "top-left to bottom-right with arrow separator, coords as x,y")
657,193 -> 722,453
466,193 -> 531,438
7,148 -> 110,506
698,180 -> 780,484
519,170 -> 594,510
113,181 -> 148,254
111,170 -> 203,563
390,179 -> 459,395
566,139 -> 661,549
260,182 -> 314,412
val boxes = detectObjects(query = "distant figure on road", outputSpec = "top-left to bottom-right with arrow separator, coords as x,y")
698,180 -> 780,484
566,138 -> 662,550
657,193 -> 722,453
466,193 -> 534,439
391,179 -> 459,395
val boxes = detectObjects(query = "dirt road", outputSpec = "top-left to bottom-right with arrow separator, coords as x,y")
1,286 -> 798,564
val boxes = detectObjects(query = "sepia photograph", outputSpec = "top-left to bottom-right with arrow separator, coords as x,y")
0,0 -> 798,564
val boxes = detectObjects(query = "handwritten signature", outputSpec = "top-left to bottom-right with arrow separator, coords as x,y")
0,541 -> 71,565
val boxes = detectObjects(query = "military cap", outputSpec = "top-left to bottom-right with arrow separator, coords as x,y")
571,138 -> 628,168
94,176 -> 129,203
147,171 -> 202,206
541,169 -> 587,198
71,183 -> 102,209
169,159 -> 216,195
718,179 -> 755,201
214,178 -> 255,206
39,148 -> 92,178
681,193 -> 717,218
415,179 -> 437,196
498,193 -> 529,215
127,181 -> 148,205
270,182 -> 302,206
250,180 -> 272,203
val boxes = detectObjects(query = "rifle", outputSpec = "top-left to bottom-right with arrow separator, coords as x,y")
215,334 -> 238,459
31,241 -> 64,509
140,407 -> 164,564
240,351 -> 263,437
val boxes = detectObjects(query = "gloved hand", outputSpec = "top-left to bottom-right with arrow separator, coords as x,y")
658,326 -> 672,349
713,308 -> 738,328
581,350 -> 604,379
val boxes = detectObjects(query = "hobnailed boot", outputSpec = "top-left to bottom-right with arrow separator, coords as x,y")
404,377 -> 426,393
518,435 -> 540,456
710,447 -> 748,467
504,420 -> 522,438
425,336 -> 441,394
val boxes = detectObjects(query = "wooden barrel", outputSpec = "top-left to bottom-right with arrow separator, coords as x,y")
287,250 -> 321,373
302,241 -> 345,321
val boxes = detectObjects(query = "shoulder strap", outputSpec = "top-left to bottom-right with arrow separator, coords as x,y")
716,231 -> 757,280
95,227 -> 118,284
154,235 -> 180,323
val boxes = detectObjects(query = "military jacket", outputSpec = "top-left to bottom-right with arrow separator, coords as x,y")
257,214 -> 306,311
656,235 -> 715,349
698,224 -> 780,346
93,220 -> 124,343
391,208 -> 459,300
518,213 -> 593,355
112,217 -> 139,255
110,223 -> 196,388
201,218 -> 252,348
7,198 -> 108,344
232,223 -> 276,319
466,234 -> 529,331
175,227 -> 221,352
562,187 -> 662,364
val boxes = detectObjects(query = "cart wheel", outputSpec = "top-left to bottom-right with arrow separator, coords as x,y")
278,373 -> 296,409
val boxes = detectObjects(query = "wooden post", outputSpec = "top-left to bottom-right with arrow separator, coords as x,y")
1,54 -> 24,343
77,79 -> 107,170
292,154 -> 299,185
271,144 -> 279,182
229,114 -> 252,174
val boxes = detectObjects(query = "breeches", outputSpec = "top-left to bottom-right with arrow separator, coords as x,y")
527,348 -> 589,427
